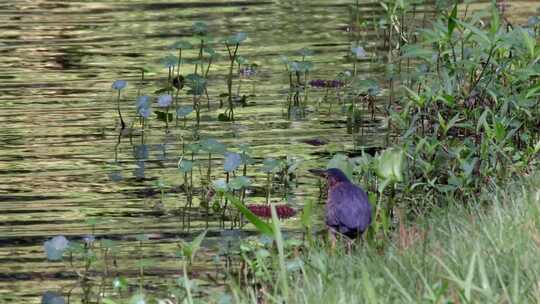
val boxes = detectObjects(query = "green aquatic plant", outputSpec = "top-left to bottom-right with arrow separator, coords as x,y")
261,158 -> 280,204
153,178 -> 167,203
44,235 -> 69,261
223,32 -> 248,121
170,40 -> 193,112
184,73 -> 206,128
155,94 -> 173,129
281,50 -> 315,118
136,95 -> 151,128
112,80 -> 127,130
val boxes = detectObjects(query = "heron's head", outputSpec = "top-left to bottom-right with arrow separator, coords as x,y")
309,168 -> 350,187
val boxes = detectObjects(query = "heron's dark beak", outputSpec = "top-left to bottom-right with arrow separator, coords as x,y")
309,168 -> 327,178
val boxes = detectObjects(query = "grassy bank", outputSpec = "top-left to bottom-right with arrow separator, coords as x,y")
229,174 -> 540,303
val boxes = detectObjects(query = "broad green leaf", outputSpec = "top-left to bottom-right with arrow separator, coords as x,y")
447,3 -> 458,39
300,200 -> 315,228
327,153 -> 354,181
457,20 -> 491,44
376,148 -> 405,183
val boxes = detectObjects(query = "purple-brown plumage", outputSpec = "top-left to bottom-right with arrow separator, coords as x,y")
312,168 -> 372,239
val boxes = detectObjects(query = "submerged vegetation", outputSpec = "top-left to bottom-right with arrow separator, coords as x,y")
30,0 -> 540,303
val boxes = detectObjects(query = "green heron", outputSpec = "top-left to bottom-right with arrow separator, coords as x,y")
311,168 -> 372,246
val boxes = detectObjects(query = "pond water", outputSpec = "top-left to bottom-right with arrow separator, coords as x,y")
0,1 -> 537,302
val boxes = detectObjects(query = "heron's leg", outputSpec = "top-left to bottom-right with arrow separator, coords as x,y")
345,238 -> 355,255
328,228 -> 337,252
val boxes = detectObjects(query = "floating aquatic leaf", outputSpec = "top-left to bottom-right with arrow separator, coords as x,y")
139,107 -> 152,119
224,152 -> 242,172
235,55 -> 248,65
213,179 -> 229,192
176,105 -> 194,118
225,32 -> 248,44
185,143 -> 201,154
298,47 -> 314,57
159,55 -> 177,68
192,21 -> 208,35
112,80 -> 127,90
109,171 -> 123,182
157,94 -> 172,108
229,176 -> 251,190
261,158 -> 279,173
44,236 -> 69,261
238,143 -> 252,154
289,61 -> 313,72
170,40 -> 193,50
351,46 -> 367,59
185,73 -> 207,95
200,138 -> 226,154
178,159 -> 193,173
42,291 -> 65,304
136,95 -> 150,111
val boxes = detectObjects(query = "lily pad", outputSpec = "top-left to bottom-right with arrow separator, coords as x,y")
351,46 -> 367,59
225,32 -> 248,45
178,159 -> 193,173
157,94 -> 172,108
159,54 -> 177,68
200,138 -> 226,154
112,80 -> 127,90
298,47 -> 315,57
192,21 -> 208,35
44,236 -> 69,261
261,158 -> 279,173
176,105 -> 194,118
170,40 -> 193,50
224,152 -> 242,172
229,176 -> 251,190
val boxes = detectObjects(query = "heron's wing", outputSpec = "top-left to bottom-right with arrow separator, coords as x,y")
329,184 -> 371,233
